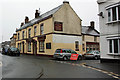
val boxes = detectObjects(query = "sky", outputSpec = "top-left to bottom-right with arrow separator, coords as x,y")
0,0 -> 99,43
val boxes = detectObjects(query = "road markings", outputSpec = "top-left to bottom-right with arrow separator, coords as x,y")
49,60 -> 120,79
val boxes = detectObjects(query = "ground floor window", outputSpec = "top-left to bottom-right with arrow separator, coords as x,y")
20,43 -> 21,51
18,43 -> 19,50
109,39 -> 120,53
75,41 -> 79,51
39,41 -> 44,52
82,44 -> 85,51
28,42 -> 31,52
46,43 -> 51,49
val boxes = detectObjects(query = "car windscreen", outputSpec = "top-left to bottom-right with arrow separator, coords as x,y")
55,49 -> 61,53
10,48 -> 18,51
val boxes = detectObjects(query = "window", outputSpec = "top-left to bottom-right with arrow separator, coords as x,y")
114,39 -> 118,53
112,7 -> 117,21
20,43 -> 21,51
39,41 -> 44,52
108,9 -> 111,22
109,40 -> 112,53
75,41 -> 79,51
118,6 -> 120,20
82,44 -> 85,51
94,36 -> 97,42
28,42 -> 31,52
28,28 -> 31,38
82,35 -> 84,41
34,26 -> 37,36
22,31 -> 24,39
46,43 -> 51,49
54,22 -> 63,31
18,33 -> 20,40
107,5 -> 120,22
109,39 -> 120,54
40,24 -> 44,35
18,43 -> 19,50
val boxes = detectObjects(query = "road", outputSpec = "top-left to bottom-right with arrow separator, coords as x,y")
1,54 -> 119,80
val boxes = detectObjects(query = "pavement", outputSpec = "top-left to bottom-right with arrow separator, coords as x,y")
85,61 -> 120,76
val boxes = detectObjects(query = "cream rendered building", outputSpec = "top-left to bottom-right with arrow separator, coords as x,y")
82,21 -> 100,54
16,1 -> 82,56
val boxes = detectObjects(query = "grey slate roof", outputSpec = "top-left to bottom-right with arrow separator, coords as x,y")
82,26 -> 100,36
16,5 -> 62,31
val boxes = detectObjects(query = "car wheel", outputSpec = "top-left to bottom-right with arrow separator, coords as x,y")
95,56 -> 98,60
63,56 -> 68,61
78,56 -> 82,60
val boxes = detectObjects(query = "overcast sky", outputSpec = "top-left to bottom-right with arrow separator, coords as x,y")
0,0 -> 99,43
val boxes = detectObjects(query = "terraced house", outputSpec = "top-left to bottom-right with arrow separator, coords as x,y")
16,1 -> 82,56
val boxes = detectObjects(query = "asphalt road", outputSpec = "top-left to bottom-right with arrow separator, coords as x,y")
1,54 -> 119,80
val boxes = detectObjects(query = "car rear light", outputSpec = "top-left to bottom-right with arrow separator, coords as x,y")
60,49 -> 63,53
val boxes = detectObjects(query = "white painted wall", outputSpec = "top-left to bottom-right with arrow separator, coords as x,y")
98,0 -> 120,59
53,34 -> 82,44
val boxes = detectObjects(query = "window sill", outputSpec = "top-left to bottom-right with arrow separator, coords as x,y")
107,53 -> 120,56
106,20 -> 120,24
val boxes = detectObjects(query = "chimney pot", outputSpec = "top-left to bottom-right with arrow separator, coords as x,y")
63,1 -> 69,4
20,22 -> 24,27
35,9 -> 40,18
25,16 -> 29,23
90,21 -> 95,29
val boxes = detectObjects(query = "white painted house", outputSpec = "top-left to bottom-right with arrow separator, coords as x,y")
97,0 -> 120,63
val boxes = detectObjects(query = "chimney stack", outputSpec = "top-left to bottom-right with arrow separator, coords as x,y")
63,1 -> 69,4
20,22 -> 24,27
25,16 -> 29,23
35,10 -> 40,18
90,21 -> 95,29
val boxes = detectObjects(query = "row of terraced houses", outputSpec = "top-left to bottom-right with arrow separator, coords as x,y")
11,1 -> 100,56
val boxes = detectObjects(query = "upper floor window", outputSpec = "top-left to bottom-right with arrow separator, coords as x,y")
18,33 -> 20,40
54,21 -> 63,31
22,31 -> 24,39
94,36 -> 97,42
40,24 -> 44,35
28,28 -> 31,38
82,35 -> 85,41
107,5 -> 120,22
34,26 -> 37,36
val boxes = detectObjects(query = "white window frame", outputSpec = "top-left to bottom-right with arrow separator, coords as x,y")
106,4 -> 120,23
107,38 -> 120,55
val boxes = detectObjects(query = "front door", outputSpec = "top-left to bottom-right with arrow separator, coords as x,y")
33,41 -> 37,55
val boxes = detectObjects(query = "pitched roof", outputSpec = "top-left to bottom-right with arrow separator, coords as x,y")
82,26 -> 100,36
16,5 -> 62,32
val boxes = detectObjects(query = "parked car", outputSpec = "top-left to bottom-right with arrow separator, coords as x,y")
7,47 -> 20,56
2,46 -> 9,55
83,50 -> 100,60
53,49 -> 82,60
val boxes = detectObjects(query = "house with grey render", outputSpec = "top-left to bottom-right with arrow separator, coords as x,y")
97,0 -> 120,62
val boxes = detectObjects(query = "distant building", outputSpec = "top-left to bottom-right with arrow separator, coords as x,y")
1,41 -> 11,48
97,0 -> 120,62
16,1 -> 82,56
82,21 -> 100,54
10,33 -> 17,47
